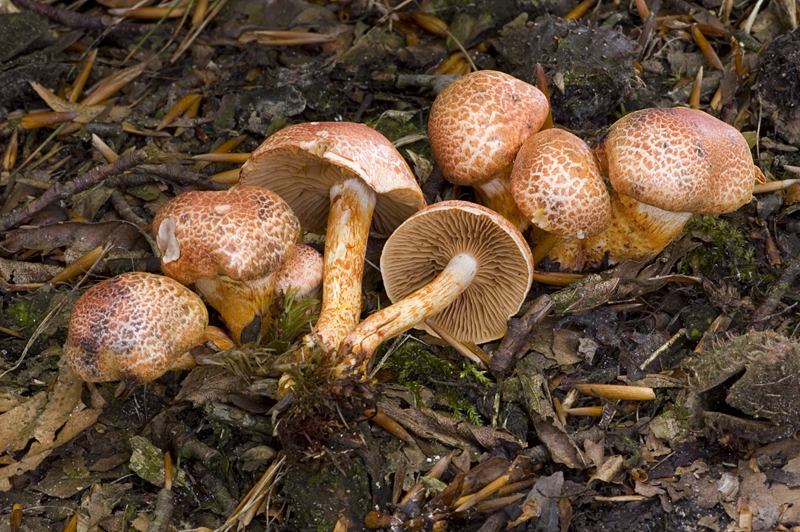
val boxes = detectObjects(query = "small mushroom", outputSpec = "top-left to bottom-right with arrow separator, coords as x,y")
239,122 -> 425,350
548,108 -> 762,270
337,201 -> 534,372
274,243 -> 323,303
511,128 -> 612,239
427,70 -> 549,231
64,272 -> 211,386
153,185 -> 300,344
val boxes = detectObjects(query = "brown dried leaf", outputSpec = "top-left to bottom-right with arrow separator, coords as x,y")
31,361 -> 83,448
0,391 -> 48,453
0,450 -> 52,492
588,455 -> 624,485
0,258 -> 62,284
176,366 -> 247,407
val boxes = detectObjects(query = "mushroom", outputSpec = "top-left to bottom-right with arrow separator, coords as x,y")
511,128 -> 612,239
239,122 -> 425,350
336,200 -> 534,373
64,272 -> 211,386
427,70 -> 549,231
547,108 -> 762,270
274,243 -> 324,303
153,184 -> 300,344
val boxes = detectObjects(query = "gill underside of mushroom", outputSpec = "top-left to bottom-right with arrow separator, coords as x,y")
474,168 -> 530,233
548,194 -> 692,270
313,177 -> 377,351
196,273 -> 277,345
336,252 -> 478,375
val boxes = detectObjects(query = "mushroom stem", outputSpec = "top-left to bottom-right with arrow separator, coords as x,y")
474,169 -> 530,233
549,194 -> 692,270
338,253 -> 478,371
314,177 -> 377,350
196,273 -> 277,345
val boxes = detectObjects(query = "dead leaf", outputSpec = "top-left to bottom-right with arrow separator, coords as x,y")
589,455 -> 624,485
0,391 -> 48,453
175,365 -> 247,407
30,82 -> 131,123
634,480 -> 666,498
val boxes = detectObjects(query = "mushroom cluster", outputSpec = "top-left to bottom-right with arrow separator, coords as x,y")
63,74 -> 762,396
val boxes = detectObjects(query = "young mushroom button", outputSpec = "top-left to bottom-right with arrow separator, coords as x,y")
64,272 -> 210,387
153,185 -> 300,344
337,201 -> 534,374
548,108 -> 763,270
239,122 -> 426,351
428,70 -> 549,232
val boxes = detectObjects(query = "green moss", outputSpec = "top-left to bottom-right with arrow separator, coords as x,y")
382,340 -> 491,423
680,215 -> 756,281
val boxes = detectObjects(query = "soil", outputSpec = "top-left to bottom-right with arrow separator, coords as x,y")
1,0 -> 800,531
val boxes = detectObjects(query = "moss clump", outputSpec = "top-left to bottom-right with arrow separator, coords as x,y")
680,215 -> 756,281
382,339 -> 491,424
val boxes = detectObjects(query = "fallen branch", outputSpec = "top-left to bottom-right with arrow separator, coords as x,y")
11,0 -> 153,36
0,149 -> 149,232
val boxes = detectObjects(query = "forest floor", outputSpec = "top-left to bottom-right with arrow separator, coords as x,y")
2,0 -> 800,531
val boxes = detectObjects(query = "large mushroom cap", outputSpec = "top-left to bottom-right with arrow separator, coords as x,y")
153,185 -> 300,285
65,272 -> 209,384
380,200 -> 534,344
603,107 -> 758,214
238,122 -> 425,235
511,128 -> 612,238
427,70 -> 549,186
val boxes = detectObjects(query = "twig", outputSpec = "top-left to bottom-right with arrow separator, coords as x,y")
10,0 -> 152,36
135,164 -> 230,190
0,150 -> 149,232
110,189 -> 148,225
750,256 -> 800,329
489,295 -> 554,377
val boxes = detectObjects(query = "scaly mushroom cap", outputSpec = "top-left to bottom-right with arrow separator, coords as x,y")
153,185 -> 300,285
511,128 -> 612,238
380,200 -> 534,344
65,272 -> 208,385
427,70 -> 549,186
274,243 -> 324,301
602,107 -> 758,214
238,122 -> 425,235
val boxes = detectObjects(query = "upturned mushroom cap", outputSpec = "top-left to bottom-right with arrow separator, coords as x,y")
427,70 -> 549,187
274,243 -> 323,302
238,122 -> 425,235
511,128 -> 612,239
153,185 -> 300,284
601,107 -> 759,214
380,200 -> 534,344
65,272 -> 209,385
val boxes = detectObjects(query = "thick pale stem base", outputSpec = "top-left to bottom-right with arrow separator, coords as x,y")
196,273 -> 276,345
339,253 -> 478,372
475,169 -> 530,233
315,178 -> 377,351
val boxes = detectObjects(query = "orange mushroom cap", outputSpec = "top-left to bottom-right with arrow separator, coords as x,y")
601,107 -> 758,214
428,70 -> 549,187
64,272 -> 209,386
239,122 -> 424,236
511,128 -> 612,239
153,185 -> 300,285
152,185 -> 300,344
274,243 -> 323,302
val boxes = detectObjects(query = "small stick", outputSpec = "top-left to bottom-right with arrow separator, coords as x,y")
157,93 -> 202,131
572,383 -> 655,400
564,406 -> 604,416
639,327 -> 686,370
10,0 -> 151,35
531,271 -> 585,287
454,474 -> 510,512
192,152 -> 250,163
689,66 -> 703,109
46,246 -> 104,286
365,408 -> 416,444
145,453 -> 175,532
69,49 -> 98,103
691,25 -> 724,70
564,0 -> 597,20
750,256 -> 800,329
0,149 -> 149,232
753,178 -> 800,193
425,319 -> 489,368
